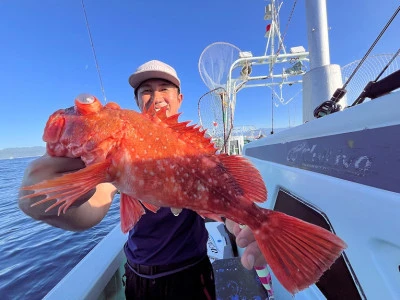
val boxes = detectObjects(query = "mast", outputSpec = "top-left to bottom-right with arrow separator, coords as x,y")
302,0 -> 347,122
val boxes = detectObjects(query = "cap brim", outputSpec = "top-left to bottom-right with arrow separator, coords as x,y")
129,70 -> 180,90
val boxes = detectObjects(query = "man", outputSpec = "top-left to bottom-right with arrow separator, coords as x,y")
19,60 -> 265,299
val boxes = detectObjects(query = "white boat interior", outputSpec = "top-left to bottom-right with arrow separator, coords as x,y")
44,0 -> 400,299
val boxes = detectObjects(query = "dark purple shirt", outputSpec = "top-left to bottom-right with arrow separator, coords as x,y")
124,207 -> 208,266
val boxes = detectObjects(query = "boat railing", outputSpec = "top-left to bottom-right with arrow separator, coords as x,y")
44,224 -> 128,300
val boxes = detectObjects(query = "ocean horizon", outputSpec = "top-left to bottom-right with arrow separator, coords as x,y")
0,157 -> 120,299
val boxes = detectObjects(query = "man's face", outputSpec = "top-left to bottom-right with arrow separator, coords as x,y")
136,79 -> 183,116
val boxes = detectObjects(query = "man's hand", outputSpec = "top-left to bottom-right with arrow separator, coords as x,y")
19,154 -> 89,214
225,219 -> 267,270
19,154 -> 116,231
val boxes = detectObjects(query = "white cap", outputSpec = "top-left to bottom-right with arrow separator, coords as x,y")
128,60 -> 181,90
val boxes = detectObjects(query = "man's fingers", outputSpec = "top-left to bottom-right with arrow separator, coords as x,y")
224,219 -> 267,270
224,219 -> 236,234
240,241 -> 266,270
49,157 -> 85,173
236,225 -> 256,248
31,155 -> 85,175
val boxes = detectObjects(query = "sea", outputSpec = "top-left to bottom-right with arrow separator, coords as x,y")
0,157 -> 121,300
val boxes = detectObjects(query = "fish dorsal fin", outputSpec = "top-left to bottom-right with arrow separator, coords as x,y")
149,107 -> 216,155
142,102 -> 157,118
217,154 -> 267,204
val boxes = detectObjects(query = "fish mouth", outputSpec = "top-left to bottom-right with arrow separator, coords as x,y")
43,112 -> 65,143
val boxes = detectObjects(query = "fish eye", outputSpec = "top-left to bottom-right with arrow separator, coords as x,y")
76,93 -> 95,104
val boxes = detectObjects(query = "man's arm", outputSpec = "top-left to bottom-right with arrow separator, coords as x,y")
19,154 -> 117,231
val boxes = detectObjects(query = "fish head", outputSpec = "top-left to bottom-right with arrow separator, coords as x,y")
43,94 -> 122,164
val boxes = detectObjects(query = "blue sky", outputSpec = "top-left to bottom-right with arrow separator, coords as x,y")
0,0 -> 399,149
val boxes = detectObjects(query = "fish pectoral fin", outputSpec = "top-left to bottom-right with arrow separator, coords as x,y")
198,211 -> 224,222
120,193 -> 146,233
20,160 -> 110,216
142,202 -> 160,213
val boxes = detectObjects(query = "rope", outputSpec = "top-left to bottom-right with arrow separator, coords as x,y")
342,5 -> 400,90
81,0 -> 107,103
351,49 -> 400,106
276,0 -> 297,55
374,48 -> 400,81
314,4 -> 400,117
271,91 -> 274,135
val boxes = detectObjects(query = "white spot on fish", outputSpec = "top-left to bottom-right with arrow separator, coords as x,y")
149,171 -> 155,176
139,180 -> 144,186
143,150 -> 147,155
148,145 -> 151,149
139,138 -> 144,142
208,178 -> 212,183
201,157 -> 217,168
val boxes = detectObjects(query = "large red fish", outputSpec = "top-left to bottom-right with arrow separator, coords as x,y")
21,94 -> 346,294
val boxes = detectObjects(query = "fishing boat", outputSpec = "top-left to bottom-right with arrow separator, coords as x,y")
43,0 -> 400,299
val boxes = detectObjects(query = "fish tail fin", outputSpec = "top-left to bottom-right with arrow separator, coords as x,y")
20,161 -> 110,215
252,209 -> 347,294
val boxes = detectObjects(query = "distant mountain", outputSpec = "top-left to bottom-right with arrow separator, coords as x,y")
0,146 -> 46,159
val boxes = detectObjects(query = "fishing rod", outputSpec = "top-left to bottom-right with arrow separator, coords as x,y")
81,0 -> 107,103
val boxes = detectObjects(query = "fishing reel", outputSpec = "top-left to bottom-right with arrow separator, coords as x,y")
313,88 -> 346,118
